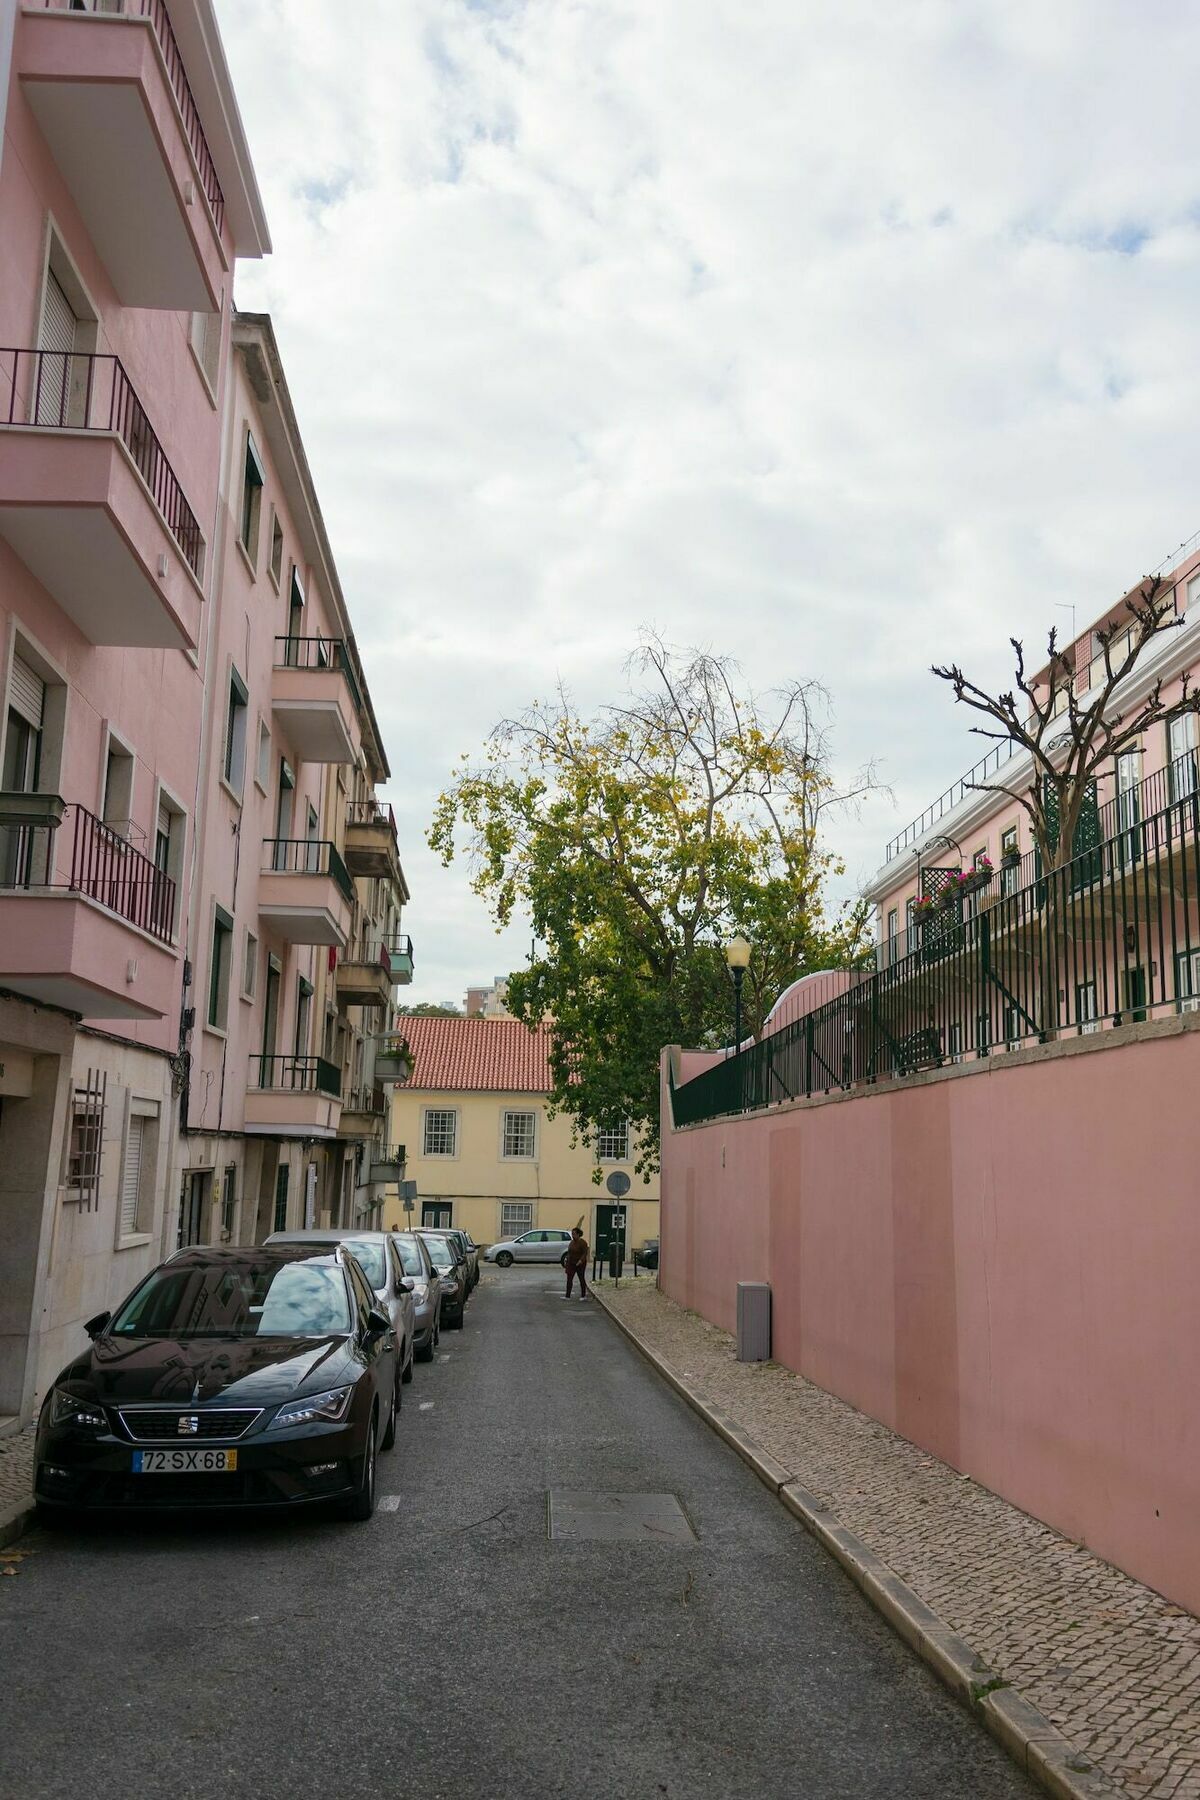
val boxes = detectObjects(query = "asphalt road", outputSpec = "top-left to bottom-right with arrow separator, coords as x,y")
0,1268 -> 1037,1800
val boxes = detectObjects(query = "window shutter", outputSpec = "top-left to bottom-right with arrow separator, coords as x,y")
120,1114 -> 145,1235
40,274 -> 77,357
9,656 -> 45,730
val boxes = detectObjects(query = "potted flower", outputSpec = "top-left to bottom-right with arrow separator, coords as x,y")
912,894 -> 938,922
959,858 -> 994,896
1001,844 -> 1021,870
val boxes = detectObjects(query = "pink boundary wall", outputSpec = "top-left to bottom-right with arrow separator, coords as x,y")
661,1021 -> 1200,1613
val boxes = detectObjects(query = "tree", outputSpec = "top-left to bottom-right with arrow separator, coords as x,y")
396,1002 -> 463,1018
429,638 -> 873,1172
931,575 -> 1200,1034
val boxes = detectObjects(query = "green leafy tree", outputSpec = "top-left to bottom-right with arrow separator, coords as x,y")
430,639 -> 873,1173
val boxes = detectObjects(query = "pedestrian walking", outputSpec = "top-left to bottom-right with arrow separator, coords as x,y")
564,1226 -> 589,1299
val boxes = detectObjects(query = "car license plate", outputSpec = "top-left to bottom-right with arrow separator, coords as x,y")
131,1449 -> 238,1474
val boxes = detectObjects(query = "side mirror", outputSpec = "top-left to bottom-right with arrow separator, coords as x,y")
398,1278 -> 415,1294
367,1307 -> 391,1337
84,1311 -> 111,1340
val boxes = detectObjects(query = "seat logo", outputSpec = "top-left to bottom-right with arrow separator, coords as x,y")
177,1415 -> 199,1435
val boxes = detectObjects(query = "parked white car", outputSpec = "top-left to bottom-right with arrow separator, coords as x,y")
484,1229 -> 574,1268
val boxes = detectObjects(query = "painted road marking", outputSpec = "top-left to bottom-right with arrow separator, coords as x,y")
378,1495 -> 402,1512
439,1354 -> 451,1363
419,1401 -> 435,1411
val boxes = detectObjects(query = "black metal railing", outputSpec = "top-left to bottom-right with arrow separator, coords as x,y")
372,1143 -> 406,1170
674,782 -> 1200,1127
0,803 -> 175,942
382,932 -> 414,969
0,349 -> 203,577
38,0 -> 225,234
249,1055 -> 341,1098
261,837 -> 355,905
346,797 -> 397,835
273,636 -> 363,717
342,1085 -> 386,1117
885,736 -> 1026,863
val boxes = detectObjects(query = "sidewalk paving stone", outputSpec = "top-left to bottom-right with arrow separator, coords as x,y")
596,1277 -> 1199,1800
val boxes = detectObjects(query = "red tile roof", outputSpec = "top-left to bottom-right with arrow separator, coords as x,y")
399,1016 -> 554,1093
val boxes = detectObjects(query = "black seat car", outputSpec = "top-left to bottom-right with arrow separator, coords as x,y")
35,1243 -> 398,1522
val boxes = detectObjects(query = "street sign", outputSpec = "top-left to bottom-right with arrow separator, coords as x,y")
402,1198 -> 414,1214
605,1170 -> 631,1198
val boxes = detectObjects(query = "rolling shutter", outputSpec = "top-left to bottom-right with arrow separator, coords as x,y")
9,656 -> 45,730
40,274 -> 76,357
37,275 -> 77,426
120,1114 -> 146,1235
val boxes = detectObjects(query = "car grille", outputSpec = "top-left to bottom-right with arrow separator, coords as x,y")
116,1408 -> 262,1443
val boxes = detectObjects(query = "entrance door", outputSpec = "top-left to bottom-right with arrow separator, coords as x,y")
261,955 -> 281,1071
273,759 -> 294,867
1,659 -> 44,888
421,1201 -> 452,1228
1124,965 -> 1147,1024
594,1204 -> 627,1266
178,1170 -> 209,1247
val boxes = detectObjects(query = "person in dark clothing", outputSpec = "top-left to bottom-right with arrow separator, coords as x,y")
564,1226 -> 589,1298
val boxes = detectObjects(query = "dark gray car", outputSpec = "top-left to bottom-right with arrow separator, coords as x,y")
389,1231 -> 441,1360
416,1230 -> 467,1330
443,1228 -> 480,1292
268,1230 -> 416,1389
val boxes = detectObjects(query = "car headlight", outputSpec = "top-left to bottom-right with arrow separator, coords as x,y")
270,1386 -> 354,1430
49,1387 -> 106,1431
442,1276 -> 460,1294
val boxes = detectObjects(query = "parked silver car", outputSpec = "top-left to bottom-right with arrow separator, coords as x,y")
416,1230 -> 468,1329
484,1228 -> 574,1268
390,1230 -> 441,1360
443,1228 -> 480,1291
267,1230 -> 416,1390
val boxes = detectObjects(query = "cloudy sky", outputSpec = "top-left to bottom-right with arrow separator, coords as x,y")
214,0 -> 1200,1008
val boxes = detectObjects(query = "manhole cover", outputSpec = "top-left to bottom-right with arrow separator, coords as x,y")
548,1491 -> 696,1543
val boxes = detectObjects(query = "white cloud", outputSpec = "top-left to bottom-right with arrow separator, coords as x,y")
215,0 -> 1200,1001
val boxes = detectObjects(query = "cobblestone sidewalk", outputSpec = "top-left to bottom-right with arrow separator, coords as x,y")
599,1278 -> 1200,1800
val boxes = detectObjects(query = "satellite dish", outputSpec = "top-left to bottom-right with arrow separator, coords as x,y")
606,1171 -> 631,1198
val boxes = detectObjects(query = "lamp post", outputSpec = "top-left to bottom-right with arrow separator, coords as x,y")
725,931 -> 751,1051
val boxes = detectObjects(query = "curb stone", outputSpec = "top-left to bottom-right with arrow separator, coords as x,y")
593,1288 -> 1124,1800
0,1496 -> 36,1552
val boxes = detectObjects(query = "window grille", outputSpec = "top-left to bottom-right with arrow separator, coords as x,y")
66,1068 -> 106,1211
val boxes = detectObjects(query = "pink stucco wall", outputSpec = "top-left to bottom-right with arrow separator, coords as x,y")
662,1022 -> 1200,1613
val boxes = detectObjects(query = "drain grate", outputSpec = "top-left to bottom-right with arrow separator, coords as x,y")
548,1490 -> 696,1542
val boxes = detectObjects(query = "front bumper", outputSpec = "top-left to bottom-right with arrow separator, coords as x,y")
35,1417 -> 368,1511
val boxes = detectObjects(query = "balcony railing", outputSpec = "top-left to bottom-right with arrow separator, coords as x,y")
674,780 -> 1200,1126
0,802 -> 175,942
382,932 -> 414,970
346,798 -> 397,834
885,736 -> 1025,864
0,348 -> 203,577
261,837 -> 355,905
273,636 -> 363,717
342,1085 -> 387,1117
37,0 -> 225,234
250,1055 -> 341,1099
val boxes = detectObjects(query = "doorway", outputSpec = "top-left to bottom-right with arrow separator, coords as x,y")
178,1170 -> 209,1248
421,1201 -> 452,1228
594,1204 -> 628,1266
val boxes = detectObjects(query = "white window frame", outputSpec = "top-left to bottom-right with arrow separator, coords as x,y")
207,901 -> 234,1034
1077,981 -> 1101,1035
223,662 -> 249,798
596,1121 -> 630,1162
150,778 -> 186,941
115,1097 -> 159,1248
501,1108 -> 538,1161
422,1107 -> 458,1159
255,716 -> 271,793
500,1201 -> 534,1237
1000,826 -> 1020,897
242,929 -> 258,1001
239,428 -> 265,566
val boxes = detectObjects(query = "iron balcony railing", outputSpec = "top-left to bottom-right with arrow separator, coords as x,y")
273,636 -> 363,718
885,736 -> 1026,864
673,779 -> 1200,1128
0,802 -> 175,942
261,837 -> 355,906
346,797 -> 397,835
38,0 -> 225,234
342,1085 -> 387,1117
382,932 -> 414,969
250,1055 -> 341,1099
0,348 -> 203,578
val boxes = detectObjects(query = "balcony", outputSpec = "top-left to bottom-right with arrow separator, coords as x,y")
337,1084 -> 387,1141
336,943 -> 392,1011
369,1144 -> 407,1185
0,801 -> 177,1018
0,350 -> 204,651
383,932 -> 414,986
343,798 -> 400,879
258,839 -> 353,948
19,0 -> 225,309
245,1055 -> 341,1139
271,638 -> 361,766
374,1035 -> 413,1085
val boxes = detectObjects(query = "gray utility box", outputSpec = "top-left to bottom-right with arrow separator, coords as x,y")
736,1282 -> 771,1363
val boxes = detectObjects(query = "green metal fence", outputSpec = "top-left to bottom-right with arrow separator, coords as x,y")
671,782 -> 1200,1128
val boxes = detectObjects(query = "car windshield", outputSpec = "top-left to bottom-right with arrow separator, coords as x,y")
110,1259 -> 352,1339
341,1239 -> 386,1289
393,1237 -> 425,1277
423,1237 -> 455,1272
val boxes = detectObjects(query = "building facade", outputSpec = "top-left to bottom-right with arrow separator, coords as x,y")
0,0 -> 409,1425
383,1016 -> 659,1254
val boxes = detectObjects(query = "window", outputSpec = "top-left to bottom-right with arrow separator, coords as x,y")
189,308 -> 221,396
905,897 -> 916,940
256,718 -> 271,790
149,787 -> 184,939
224,666 -> 249,793
118,1102 -> 158,1240
222,1161 -> 237,1240
240,432 -> 265,561
1169,712 -> 1197,803
67,1079 -> 105,1202
1188,575 -> 1200,616
596,1122 -> 630,1161
1077,981 -> 1100,1035
423,1108 -> 457,1157
273,1163 -> 290,1234
269,512 -> 284,587
242,930 -> 258,1000
886,908 -> 898,965
101,734 -> 134,834
500,1202 -> 534,1236
1000,826 -> 1019,897
502,1109 -> 537,1160
1116,749 -> 1141,867
1002,1004 -> 1019,1051
1177,949 -> 1200,1013
948,1022 -> 963,1064
208,904 -> 234,1029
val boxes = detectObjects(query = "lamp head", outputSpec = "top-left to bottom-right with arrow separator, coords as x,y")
725,933 -> 751,971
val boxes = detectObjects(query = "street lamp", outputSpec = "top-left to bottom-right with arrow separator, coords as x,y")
725,934 -> 751,1054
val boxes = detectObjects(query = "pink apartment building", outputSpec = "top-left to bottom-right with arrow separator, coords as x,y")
0,1 -> 411,1427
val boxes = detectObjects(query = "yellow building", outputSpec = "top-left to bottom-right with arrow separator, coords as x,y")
382,1017 -> 659,1254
